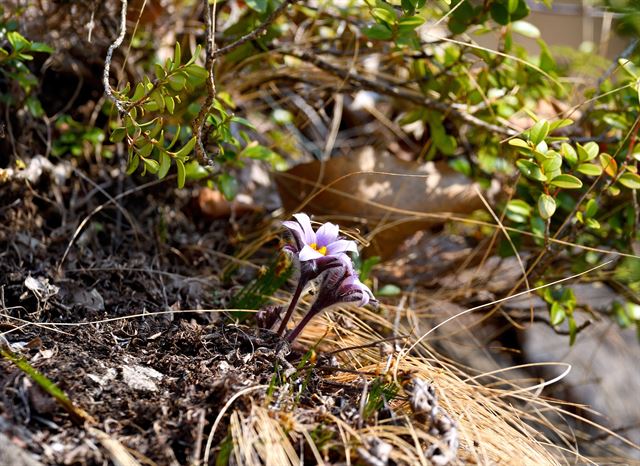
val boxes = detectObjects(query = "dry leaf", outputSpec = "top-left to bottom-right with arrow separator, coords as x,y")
196,188 -> 261,219
275,147 -> 482,258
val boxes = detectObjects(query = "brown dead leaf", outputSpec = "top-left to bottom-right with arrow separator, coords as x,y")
275,147 -> 482,259
196,188 -> 261,219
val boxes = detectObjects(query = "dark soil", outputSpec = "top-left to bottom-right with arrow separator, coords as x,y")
0,164 -> 388,465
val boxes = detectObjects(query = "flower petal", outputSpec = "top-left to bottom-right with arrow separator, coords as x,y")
326,239 -> 359,256
299,244 -> 324,261
292,213 -> 316,244
315,222 -> 339,246
282,221 -> 304,250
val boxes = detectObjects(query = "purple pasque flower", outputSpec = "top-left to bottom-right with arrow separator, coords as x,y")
286,258 -> 376,342
277,213 -> 360,337
282,213 -> 358,262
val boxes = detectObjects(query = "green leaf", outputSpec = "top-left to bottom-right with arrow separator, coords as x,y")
184,64 -> 208,86
150,89 -> 165,111
548,118 -> 573,131
246,0 -> 267,13
508,0 -> 519,14
231,116 -> 255,130
7,31 -> 30,52
614,302 -> 631,328
577,141 -> 599,161
29,42 -> 54,53
599,153 -> 617,177
511,20 -> 540,38
508,138 -> 530,149
398,16 -> 425,32
618,172 -> 640,189
154,63 -> 166,80
141,157 -> 159,174
507,199 -> 532,217
576,163 -> 602,176
584,199 -> 598,218
490,2 -> 510,25
363,23 -> 393,40
529,119 -> 549,146
174,136 -> 197,160
168,72 -> 187,91
165,95 -> 175,114
173,41 -> 181,67
550,302 -> 566,326
126,153 -> 140,175
537,194 -> 556,220
158,151 -> 171,179
167,125 -> 182,150
561,142 -> 577,166
110,127 -> 126,143
541,152 -> 562,173
371,7 -> 397,25
568,316 -> 577,346
131,82 -> 146,101
377,284 -> 402,296
176,159 -> 186,188
516,159 -> 547,182
218,173 -> 238,200
550,174 -> 582,189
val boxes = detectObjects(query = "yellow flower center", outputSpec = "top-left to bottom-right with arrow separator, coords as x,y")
310,242 -> 327,256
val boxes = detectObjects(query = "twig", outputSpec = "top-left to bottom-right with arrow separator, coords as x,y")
103,0 -> 129,116
282,48 -> 516,137
212,0 -> 297,59
193,0 -> 297,163
193,0 -> 218,164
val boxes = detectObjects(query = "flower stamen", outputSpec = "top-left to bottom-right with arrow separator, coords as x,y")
310,242 -> 327,256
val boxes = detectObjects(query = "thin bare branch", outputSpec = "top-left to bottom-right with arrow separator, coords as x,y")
103,0 -> 129,116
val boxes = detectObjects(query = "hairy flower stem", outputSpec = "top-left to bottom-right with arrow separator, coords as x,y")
286,303 -> 321,342
276,277 -> 307,336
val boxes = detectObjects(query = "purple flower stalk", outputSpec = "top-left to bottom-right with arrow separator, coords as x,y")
286,258 -> 376,342
277,213 -> 359,337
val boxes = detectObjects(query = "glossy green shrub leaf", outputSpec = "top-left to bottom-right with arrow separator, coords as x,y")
363,23 -> 393,40
576,163 -> 602,176
371,7 -> 397,25
599,153 -> 617,177
7,31 -> 30,52
184,65 -> 208,86
550,302 -> 566,326
507,199 -> 532,217
173,136 -> 197,160
561,142 -> 577,166
110,127 -> 126,143
550,174 -> 582,189
529,119 -> 549,146
158,151 -> 171,179
516,159 -> 546,181
618,172 -> 640,189
537,194 -> 556,219
584,199 -> 598,218
218,172 -> 238,200
577,142 -> 599,161
165,95 -> 175,114
126,153 -> 140,175
541,152 -> 562,173
168,72 -> 187,91
398,16 -> 425,32
173,41 -> 181,68
154,63 -> 166,80
176,159 -> 186,188
246,0 -> 268,13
